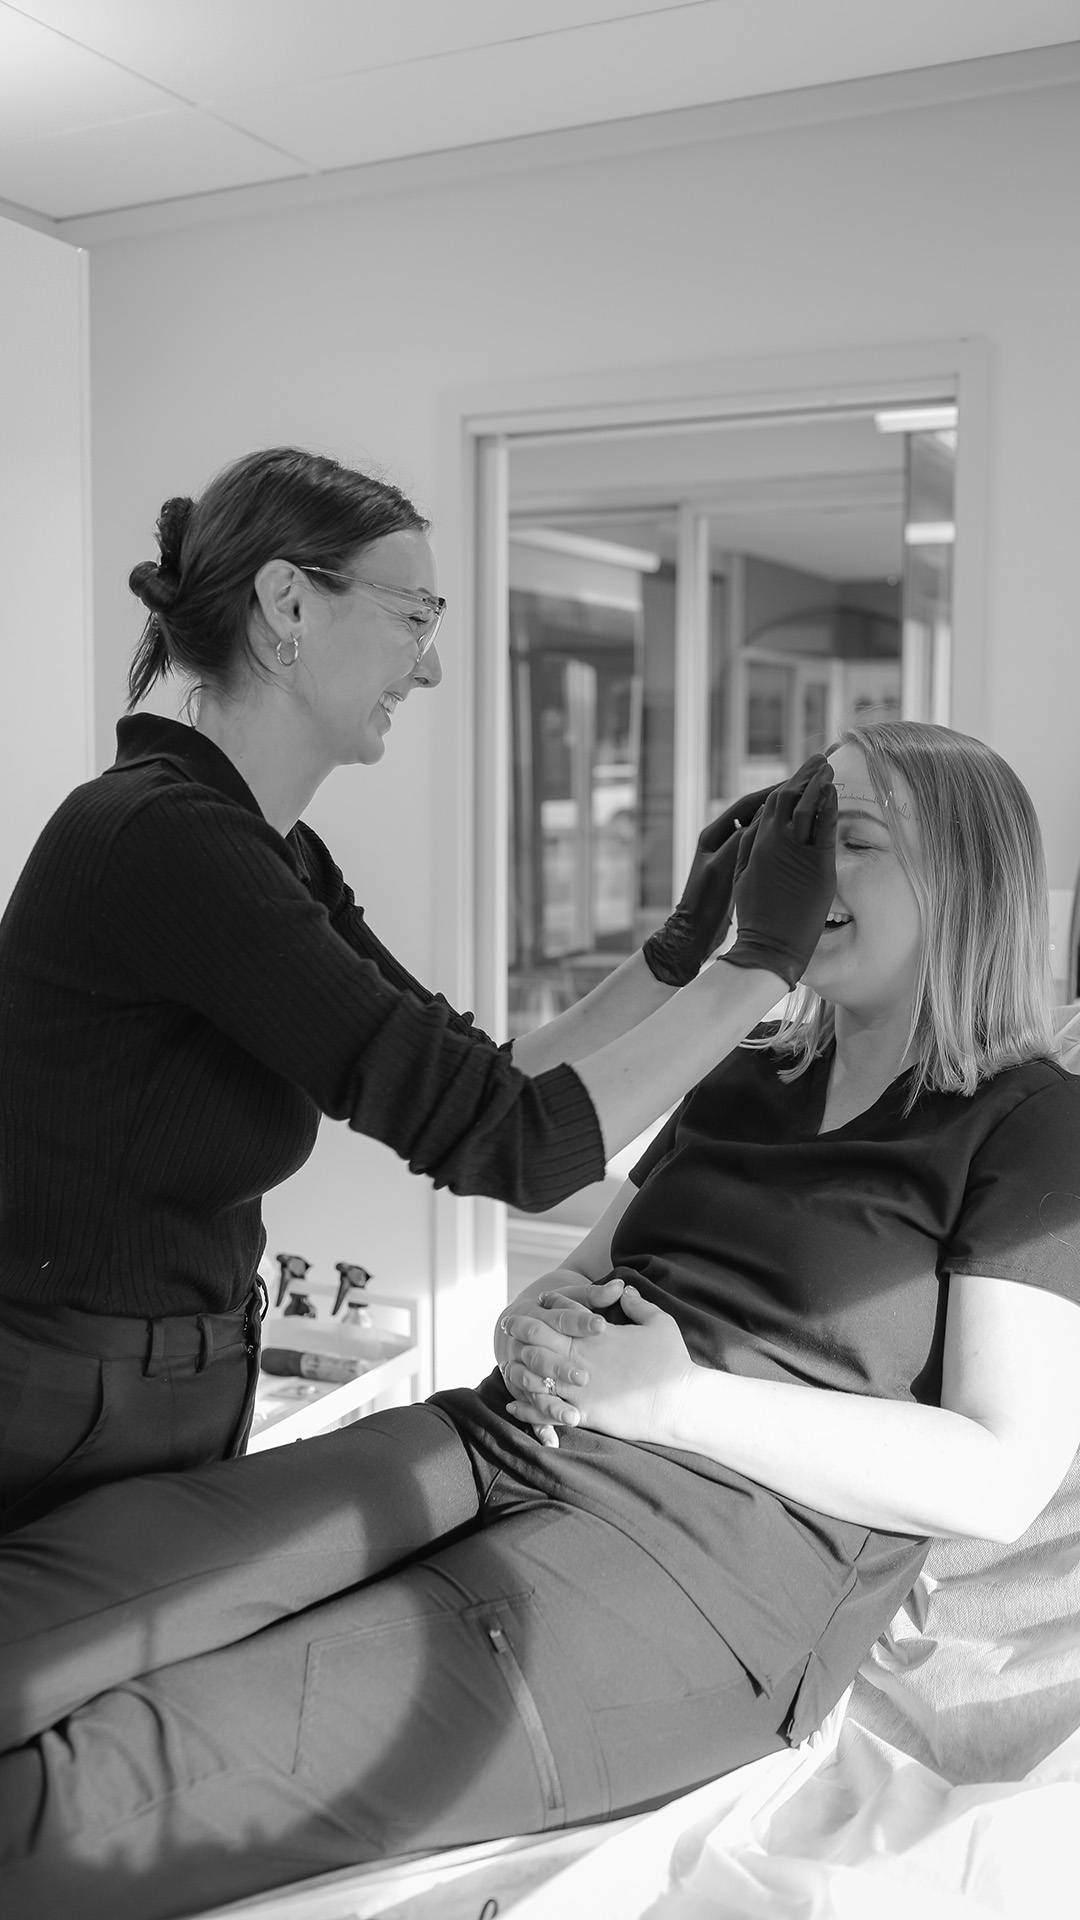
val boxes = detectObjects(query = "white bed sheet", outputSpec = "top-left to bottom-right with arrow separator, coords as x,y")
506,1708 -> 1080,1920
193,1694 -> 1079,1920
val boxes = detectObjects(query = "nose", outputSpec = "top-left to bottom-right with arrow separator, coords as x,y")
414,642 -> 443,689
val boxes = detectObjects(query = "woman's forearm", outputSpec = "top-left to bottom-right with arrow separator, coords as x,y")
570,961 -> 784,1159
668,1368 -> 1047,1544
510,952 -> 675,1076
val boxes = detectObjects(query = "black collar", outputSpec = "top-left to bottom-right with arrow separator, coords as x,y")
111,714 -> 263,820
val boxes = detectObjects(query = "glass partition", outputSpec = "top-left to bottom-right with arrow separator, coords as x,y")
503,404 -> 957,1261
507,528 -> 677,1040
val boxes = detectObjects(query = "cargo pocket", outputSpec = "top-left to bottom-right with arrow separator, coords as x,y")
290,1584 -> 568,1853
476,1602 -> 565,1825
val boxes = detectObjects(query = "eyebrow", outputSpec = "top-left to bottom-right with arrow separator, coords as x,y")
837,809 -> 889,827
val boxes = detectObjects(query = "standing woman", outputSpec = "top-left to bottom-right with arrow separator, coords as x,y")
0,446 -> 836,1529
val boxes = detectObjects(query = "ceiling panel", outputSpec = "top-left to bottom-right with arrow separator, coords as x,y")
511,410 -> 908,581
511,417 -> 905,504
5,1 -> 695,100
0,7 -> 174,142
0,0 -> 1078,221
536,505 -> 903,581
705,506 -> 903,581
201,1 -> 1080,174
0,111 -> 303,220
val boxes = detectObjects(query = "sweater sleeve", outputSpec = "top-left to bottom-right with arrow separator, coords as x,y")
96,790 -> 605,1210
290,821 -> 495,1045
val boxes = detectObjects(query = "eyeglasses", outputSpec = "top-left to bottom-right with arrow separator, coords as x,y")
299,565 -> 445,661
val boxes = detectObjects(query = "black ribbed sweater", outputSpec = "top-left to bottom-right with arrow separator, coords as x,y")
0,716 -> 604,1316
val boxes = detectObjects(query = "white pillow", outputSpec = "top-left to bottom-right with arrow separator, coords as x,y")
851,1451 -> 1080,1782
850,1006 -> 1080,1783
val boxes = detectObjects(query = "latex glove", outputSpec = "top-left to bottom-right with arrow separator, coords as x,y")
722,756 -> 837,990
642,784 -> 777,986
498,1275 -> 626,1448
506,1283 -> 696,1449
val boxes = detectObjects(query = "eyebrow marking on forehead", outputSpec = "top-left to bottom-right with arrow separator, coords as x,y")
835,784 -> 911,819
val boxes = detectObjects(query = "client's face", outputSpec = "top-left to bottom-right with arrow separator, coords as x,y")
800,744 -> 923,1017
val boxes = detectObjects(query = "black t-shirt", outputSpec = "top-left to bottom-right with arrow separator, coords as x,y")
443,1037 -> 1080,1742
616,1035 -> 1080,1405
0,716 -> 604,1317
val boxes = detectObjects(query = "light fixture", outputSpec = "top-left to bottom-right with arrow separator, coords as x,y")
904,522 -> 956,545
874,404 -> 959,435
509,527 -> 662,572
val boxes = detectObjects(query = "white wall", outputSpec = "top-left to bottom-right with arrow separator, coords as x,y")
0,217 -> 89,911
84,74 -> 1080,1376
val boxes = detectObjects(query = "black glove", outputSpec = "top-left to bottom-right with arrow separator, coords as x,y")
722,757 -> 837,989
642,784 -> 776,986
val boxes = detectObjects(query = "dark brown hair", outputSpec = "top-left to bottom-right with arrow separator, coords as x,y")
127,447 -> 429,708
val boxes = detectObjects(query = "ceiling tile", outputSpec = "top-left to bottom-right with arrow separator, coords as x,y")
0,6 -> 177,141
206,1 -> 1080,172
0,109 -> 307,219
5,1 -> 695,101
2,0 -> 1079,219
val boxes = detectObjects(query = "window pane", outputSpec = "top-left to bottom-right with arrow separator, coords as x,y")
507,531 -> 674,1041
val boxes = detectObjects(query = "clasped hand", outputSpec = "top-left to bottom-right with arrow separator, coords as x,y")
496,1273 -> 696,1450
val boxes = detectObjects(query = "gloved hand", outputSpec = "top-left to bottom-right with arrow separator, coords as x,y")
642,783 -> 776,986
722,757 -> 837,989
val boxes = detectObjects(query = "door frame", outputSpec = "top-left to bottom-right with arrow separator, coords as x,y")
428,337 -> 989,1386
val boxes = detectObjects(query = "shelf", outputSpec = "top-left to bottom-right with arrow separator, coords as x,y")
247,1295 -> 421,1453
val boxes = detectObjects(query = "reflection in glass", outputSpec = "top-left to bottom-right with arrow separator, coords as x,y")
508,535 -> 675,1039
507,409 -> 956,1045
902,427 -> 956,723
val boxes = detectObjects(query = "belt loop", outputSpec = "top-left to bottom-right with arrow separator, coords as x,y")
145,1319 -> 166,1378
196,1314 -> 213,1373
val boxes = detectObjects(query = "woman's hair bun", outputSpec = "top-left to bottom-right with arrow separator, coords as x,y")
156,495 -> 194,579
127,494 -> 194,615
128,558 -> 180,615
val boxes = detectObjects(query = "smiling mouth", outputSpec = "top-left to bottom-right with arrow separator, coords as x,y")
377,692 -> 404,721
822,912 -> 853,931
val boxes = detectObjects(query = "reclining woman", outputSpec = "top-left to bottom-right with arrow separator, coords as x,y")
1,722 -> 1079,1920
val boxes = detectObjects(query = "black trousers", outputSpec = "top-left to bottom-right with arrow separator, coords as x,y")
0,1291 -> 261,1535
0,1404 -> 805,1920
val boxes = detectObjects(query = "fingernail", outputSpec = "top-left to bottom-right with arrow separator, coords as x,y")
538,1293 -> 551,1307
562,1408 -> 579,1426
588,1316 -> 605,1333
571,1368 -> 588,1386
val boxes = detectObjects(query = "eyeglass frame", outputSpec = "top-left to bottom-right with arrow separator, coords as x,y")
297,564 -> 445,660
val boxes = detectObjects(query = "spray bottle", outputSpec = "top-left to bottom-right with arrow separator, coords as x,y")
276,1251 -> 317,1319
332,1262 -> 374,1328
331,1262 -> 393,1361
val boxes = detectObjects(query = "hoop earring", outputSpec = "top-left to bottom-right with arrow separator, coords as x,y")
275,637 -> 299,668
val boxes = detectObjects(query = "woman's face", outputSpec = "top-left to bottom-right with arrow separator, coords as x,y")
799,743 -> 923,1018
294,528 -> 443,767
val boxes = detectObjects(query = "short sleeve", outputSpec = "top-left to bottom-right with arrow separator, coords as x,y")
946,1075 -> 1080,1304
628,1101 -> 685,1188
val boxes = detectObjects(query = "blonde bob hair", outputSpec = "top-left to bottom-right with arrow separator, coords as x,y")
747,721 -> 1055,1104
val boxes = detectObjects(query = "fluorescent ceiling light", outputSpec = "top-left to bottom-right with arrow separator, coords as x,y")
510,527 -> 661,572
874,405 -> 959,434
904,521 -> 956,545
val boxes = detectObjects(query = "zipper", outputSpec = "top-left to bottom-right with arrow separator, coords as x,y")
484,1618 -> 565,1821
